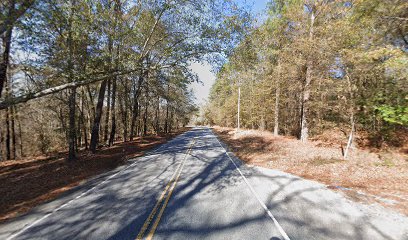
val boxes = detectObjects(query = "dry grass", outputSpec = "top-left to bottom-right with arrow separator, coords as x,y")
0,128 -> 189,223
213,126 -> 408,215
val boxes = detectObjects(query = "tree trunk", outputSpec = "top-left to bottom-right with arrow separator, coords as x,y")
164,83 -> 170,133
274,85 -> 280,136
77,94 -> 82,149
237,85 -> 241,131
300,10 -> 315,142
137,102 -> 142,136
274,62 -> 281,136
59,107 -> 68,141
143,111 -> 148,136
16,106 -> 23,157
0,127 -> 3,161
130,98 -> 138,139
103,80 -> 111,143
165,102 -> 169,133
143,83 -> 149,136
343,74 -> 355,159
67,4 -> 77,161
121,81 -> 129,142
68,87 -> 77,161
0,7 -> 13,98
343,118 -> 354,160
5,106 -> 11,160
119,94 -> 126,141
83,121 -> 88,149
11,105 -> 16,159
130,71 -> 144,140
155,96 -> 160,134
1,14 -> 13,160
109,77 -> 117,146
260,113 -> 265,130
300,66 -> 312,141
80,89 -> 88,149
90,79 -> 108,153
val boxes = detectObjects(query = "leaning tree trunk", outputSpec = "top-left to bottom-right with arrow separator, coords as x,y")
90,79 -> 108,153
300,9 -> 315,142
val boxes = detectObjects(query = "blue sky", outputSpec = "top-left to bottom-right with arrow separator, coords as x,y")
189,0 -> 270,106
248,0 -> 270,16
239,0 -> 270,15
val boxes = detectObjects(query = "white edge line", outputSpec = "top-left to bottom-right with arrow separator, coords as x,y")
208,127 -> 291,240
5,131 -> 190,240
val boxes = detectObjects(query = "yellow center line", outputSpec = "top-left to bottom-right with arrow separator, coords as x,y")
145,143 -> 193,240
136,140 -> 195,240
135,176 -> 177,240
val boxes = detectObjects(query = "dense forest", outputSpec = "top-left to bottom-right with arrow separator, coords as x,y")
0,0 -> 248,161
205,0 -> 407,150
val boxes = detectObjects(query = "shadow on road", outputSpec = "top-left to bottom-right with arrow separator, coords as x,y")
3,128 -> 407,240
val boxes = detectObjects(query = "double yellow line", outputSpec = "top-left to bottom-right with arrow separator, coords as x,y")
136,140 -> 195,240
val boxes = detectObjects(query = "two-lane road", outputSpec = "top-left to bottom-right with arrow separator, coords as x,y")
1,127 -> 407,239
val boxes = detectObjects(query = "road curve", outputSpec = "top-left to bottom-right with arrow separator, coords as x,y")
0,127 -> 407,240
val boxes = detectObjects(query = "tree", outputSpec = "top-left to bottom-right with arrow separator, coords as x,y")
0,0 -> 35,97
1,0 -> 249,160
206,0 -> 407,149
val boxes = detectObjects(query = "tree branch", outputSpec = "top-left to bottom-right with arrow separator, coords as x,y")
0,68 -> 143,110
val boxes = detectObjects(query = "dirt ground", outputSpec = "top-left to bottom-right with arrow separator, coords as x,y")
0,129 -> 189,223
213,126 -> 408,216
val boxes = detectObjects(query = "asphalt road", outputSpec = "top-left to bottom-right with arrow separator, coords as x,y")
1,127 -> 407,240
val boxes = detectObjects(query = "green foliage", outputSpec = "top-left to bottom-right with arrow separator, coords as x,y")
375,105 -> 408,126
